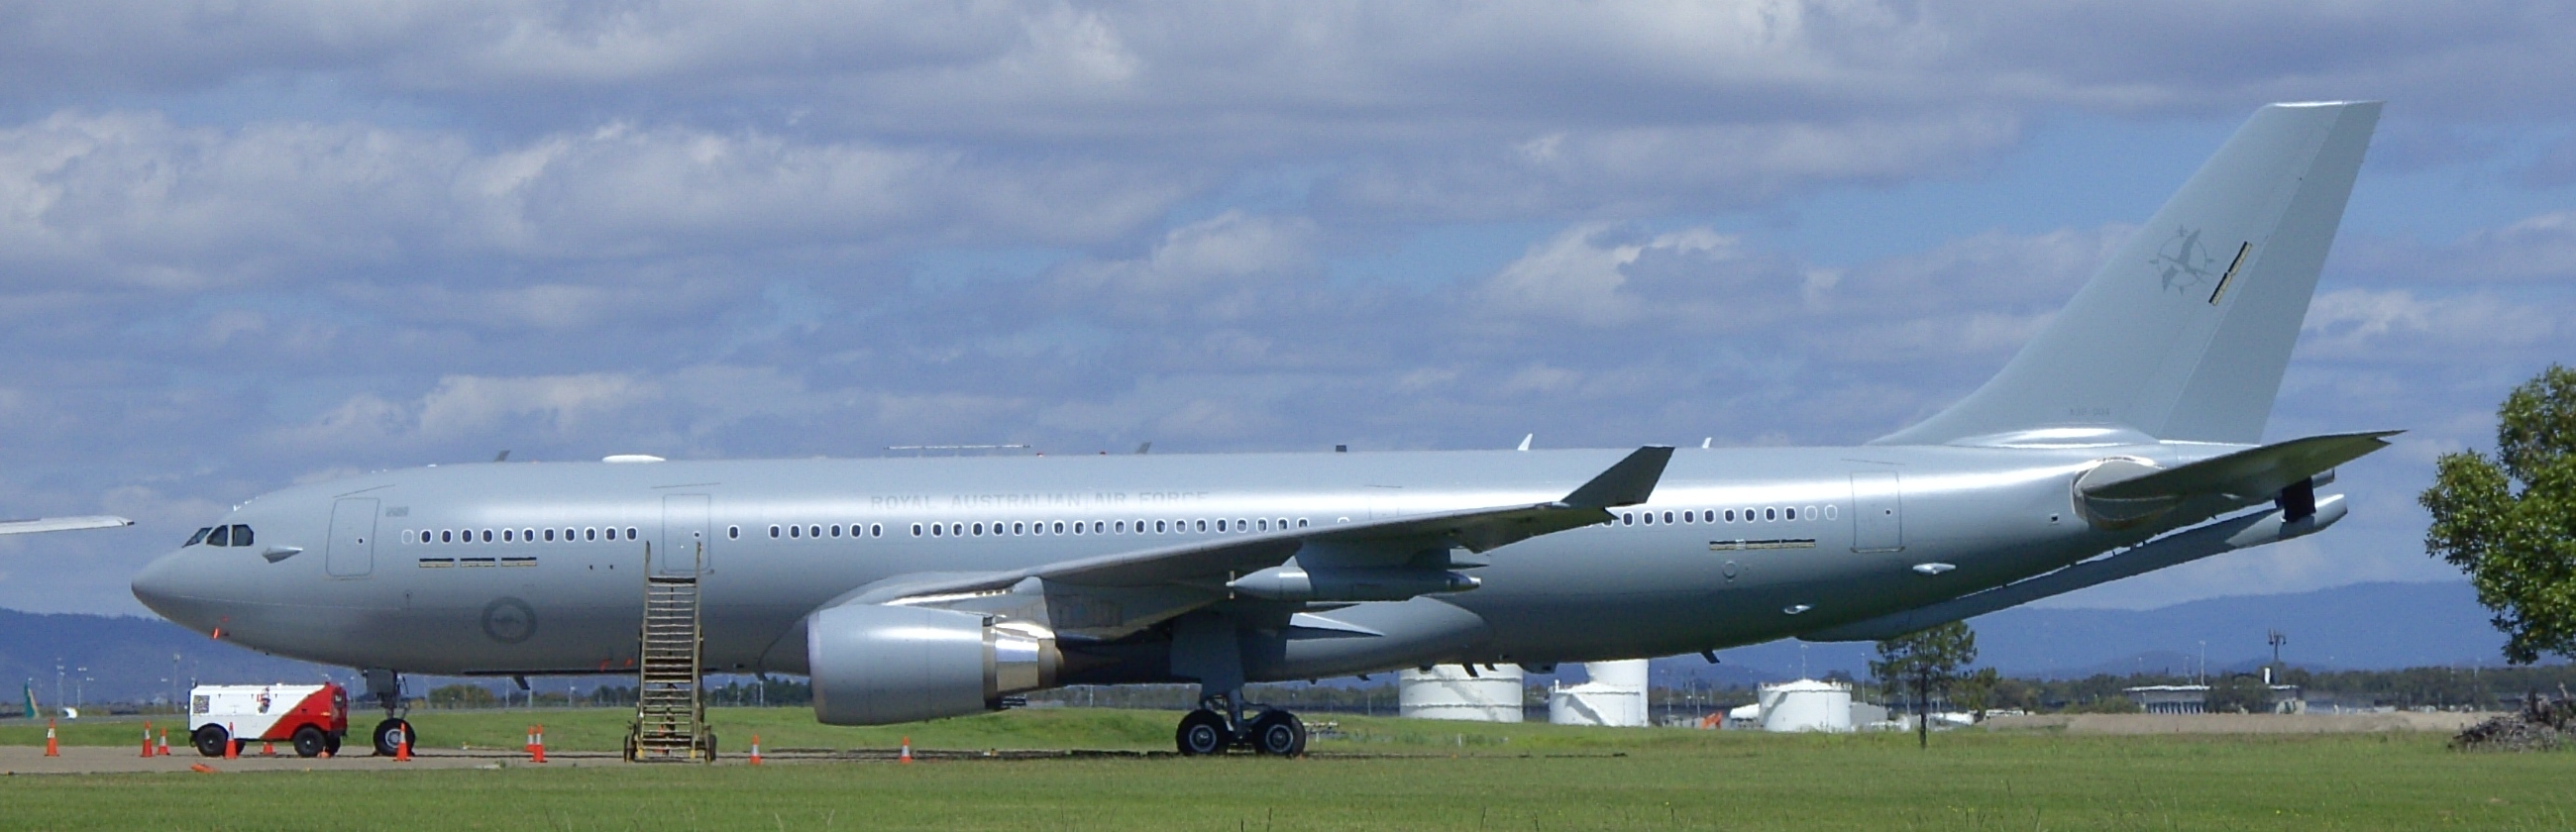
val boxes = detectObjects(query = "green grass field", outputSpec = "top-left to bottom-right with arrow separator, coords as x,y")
6,707 -> 2574,830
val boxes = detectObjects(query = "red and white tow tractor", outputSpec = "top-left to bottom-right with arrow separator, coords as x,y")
187,682 -> 350,758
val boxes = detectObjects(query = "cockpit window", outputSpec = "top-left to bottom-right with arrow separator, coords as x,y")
207,525 -> 231,547
185,527 -> 212,547
232,524 -> 253,547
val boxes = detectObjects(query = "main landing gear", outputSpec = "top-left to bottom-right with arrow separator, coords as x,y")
1174,691 -> 1307,757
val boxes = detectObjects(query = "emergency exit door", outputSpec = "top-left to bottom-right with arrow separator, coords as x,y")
326,498 -> 378,576
1849,471 -> 1904,553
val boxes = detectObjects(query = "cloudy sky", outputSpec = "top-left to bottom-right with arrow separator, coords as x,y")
3,0 -> 2573,616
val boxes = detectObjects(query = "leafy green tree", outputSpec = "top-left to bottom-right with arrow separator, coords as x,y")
426,683 -> 496,708
2422,364 -> 2576,665
2204,674 -> 2273,713
1872,621 -> 1978,745
1871,621 -> 1979,699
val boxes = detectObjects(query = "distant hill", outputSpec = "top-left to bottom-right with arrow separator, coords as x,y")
2,580 -> 2519,708
1681,580 -> 2512,685
0,608 -> 348,710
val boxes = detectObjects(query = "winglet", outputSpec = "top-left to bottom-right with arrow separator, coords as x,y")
1557,446 -> 1674,508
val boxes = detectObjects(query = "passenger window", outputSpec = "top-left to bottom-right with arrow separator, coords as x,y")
929,524 -> 941,537
1825,505 -> 1838,520
1013,522 -> 1024,536
1785,508 -> 1796,521
1216,519 -> 1228,532
1155,520 -> 1167,533
1620,513 -> 1633,526
1664,511 -> 1675,524
1805,506 -> 1817,521
1724,509 -> 1735,522
912,523 -> 923,537
770,525 -> 782,539
1195,519 -> 1208,533
439,530 -> 452,543
1296,518 -> 1308,528
543,529 -> 555,542
231,525 -> 253,547
1764,508 -> 1775,521
503,529 -> 515,542
728,526 -> 740,540
871,523 -> 883,538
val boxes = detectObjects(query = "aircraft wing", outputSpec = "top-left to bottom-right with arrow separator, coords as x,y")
849,446 -> 1673,639
0,515 -> 133,536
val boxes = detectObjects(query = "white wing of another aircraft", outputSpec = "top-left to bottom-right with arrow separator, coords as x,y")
0,515 -> 133,536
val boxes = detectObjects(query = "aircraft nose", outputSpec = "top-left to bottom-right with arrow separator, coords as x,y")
131,551 -> 214,631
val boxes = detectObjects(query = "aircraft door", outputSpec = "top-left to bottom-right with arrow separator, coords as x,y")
658,494 -> 709,577
326,498 -> 378,576
1849,471 -> 1904,553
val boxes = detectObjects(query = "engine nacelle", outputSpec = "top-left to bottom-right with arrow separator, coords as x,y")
805,603 -> 1059,725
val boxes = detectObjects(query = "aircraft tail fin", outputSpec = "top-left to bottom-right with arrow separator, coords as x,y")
1872,102 -> 2380,447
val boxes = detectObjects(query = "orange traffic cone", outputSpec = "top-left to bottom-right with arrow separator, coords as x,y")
142,722 -> 156,758
898,736 -> 913,765
43,719 -> 57,757
159,728 -> 171,756
394,729 -> 412,762
528,725 -> 547,764
747,734 -> 763,766
261,738 -> 276,757
223,723 -> 239,760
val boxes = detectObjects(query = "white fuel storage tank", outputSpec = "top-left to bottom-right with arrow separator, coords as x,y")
1399,664 -> 1526,722
1547,659 -> 1650,727
1756,678 -> 1855,733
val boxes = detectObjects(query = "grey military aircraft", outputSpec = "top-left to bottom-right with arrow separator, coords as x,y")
134,101 -> 2389,758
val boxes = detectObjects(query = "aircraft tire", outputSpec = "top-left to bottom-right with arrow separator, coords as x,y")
1175,709 -> 1230,756
191,724 -> 229,758
1248,710 -> 1306,757
372,718 -> 412,757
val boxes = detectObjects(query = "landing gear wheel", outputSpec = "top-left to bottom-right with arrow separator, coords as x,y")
1176,709 -> 1232,756
191,724 -> 230,758
1249,710 -> 1307,757
291,726 -> 328,758
371,718 -> 413,757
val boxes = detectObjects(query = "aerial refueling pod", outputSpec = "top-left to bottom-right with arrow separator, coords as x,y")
805,603 -> 1059,725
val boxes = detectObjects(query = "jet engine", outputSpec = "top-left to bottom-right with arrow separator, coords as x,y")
805,603 -> 1059,725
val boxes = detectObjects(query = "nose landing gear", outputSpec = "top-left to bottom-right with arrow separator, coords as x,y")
1173,691 -> 1307,757
363,668 -> 415,757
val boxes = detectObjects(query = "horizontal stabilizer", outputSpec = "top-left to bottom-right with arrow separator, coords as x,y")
2085,431 -> 2399,502
1801,494 -> 2346,642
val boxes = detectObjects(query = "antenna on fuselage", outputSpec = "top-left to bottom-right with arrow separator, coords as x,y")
1133,442 -> 1151,455
1517,434 -> 1534,452
492,450 -> 510,463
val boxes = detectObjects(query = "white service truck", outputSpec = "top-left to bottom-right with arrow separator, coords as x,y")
187,682 -> 350,758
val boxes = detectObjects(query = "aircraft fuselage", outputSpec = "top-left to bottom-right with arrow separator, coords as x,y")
132,441 -> 2217,682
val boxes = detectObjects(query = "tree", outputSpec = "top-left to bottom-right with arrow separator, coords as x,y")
2422,364 -> 2576,665
2204,674 -> 2273,713
1871,621 -> 1979,746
